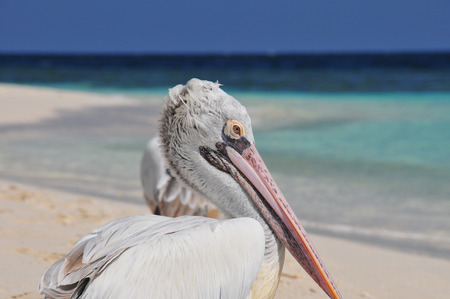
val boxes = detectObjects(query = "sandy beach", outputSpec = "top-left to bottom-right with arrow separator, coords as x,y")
1,84 -> 450,299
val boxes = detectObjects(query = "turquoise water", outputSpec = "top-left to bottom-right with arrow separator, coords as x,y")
249,93 -> 449,168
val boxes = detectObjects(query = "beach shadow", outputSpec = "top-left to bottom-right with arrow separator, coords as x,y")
0,103 -> 161,140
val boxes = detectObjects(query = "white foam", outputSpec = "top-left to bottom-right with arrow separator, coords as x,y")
302,220 -> 450,245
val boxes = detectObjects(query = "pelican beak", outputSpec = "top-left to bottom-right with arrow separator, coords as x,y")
220,143 -> 342,299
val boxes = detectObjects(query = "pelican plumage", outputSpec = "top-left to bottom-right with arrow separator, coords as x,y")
40,79 -> 341,299
140,137 -> 220,218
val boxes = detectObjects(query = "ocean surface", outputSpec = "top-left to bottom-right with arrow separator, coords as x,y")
1,53 -> 449,258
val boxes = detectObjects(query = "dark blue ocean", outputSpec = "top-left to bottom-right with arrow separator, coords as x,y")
1,53 -> 449,258
1,53 -> 450,92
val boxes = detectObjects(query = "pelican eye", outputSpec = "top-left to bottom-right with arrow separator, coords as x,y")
226,120 -> 246,139
233,125 -> 241,135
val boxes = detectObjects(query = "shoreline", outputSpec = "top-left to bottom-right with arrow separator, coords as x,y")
4,171 -> 450,261
305,224 -> 450,261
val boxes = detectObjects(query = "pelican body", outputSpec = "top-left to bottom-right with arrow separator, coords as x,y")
40,79 -> 341,299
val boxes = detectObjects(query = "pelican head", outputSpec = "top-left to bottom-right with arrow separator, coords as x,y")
160,78 -> 341,299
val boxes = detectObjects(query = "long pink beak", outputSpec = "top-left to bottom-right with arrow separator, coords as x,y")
225,144 -> 342,299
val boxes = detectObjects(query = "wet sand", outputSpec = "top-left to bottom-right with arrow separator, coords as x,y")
1,84 -> 450,298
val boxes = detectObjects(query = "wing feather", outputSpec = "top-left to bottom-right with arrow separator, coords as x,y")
40,215 -> 265,299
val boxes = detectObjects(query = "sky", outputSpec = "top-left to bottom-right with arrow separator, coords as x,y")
0,0 -> 449,54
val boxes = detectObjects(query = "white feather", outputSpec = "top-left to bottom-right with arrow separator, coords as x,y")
40,215 -> 265,299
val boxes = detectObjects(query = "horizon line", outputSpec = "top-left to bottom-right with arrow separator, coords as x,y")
1,49 -> 449,56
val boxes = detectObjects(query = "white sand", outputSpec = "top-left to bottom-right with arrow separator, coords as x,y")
0,83 -> 137,125
1,84 -> 450,299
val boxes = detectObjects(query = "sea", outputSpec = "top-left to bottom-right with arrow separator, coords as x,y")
1,53 -> 449,258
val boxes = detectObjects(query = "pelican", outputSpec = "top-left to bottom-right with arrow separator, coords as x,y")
40,79 -> 341,299
140,137 -> 220,218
